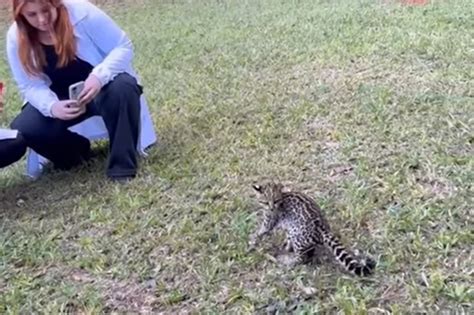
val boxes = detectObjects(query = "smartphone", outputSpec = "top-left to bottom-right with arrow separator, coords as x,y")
69,81 -> 85,101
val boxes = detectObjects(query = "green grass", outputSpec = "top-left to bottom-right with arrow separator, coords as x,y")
1,0 -> 473,313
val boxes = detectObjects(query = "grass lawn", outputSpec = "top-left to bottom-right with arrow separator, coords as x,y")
0,0 -> 472,313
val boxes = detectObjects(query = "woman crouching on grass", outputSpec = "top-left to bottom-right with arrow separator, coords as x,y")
4,0 -> 147,182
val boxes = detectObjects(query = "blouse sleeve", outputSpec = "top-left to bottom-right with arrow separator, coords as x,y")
6,25 -> 59,117
82,2 -> 134,87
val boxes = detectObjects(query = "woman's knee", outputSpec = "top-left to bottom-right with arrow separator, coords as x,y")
11,104 -> 63,141
11,104 -> 43,134
96,74 -> 142,116
0,132 -> 27,168
103,73 -> 142,98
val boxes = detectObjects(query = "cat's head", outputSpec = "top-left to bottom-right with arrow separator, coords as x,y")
252,181 -> 284,211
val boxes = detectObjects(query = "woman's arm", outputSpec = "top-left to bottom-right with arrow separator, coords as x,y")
6,26 -> 59,117
82,2 -> 134,87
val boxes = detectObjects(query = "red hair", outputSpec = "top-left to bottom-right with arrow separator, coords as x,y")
12,0 -> 76,76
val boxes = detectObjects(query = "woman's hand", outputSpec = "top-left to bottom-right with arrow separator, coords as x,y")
78,74 -> 101,106
51,100 -> 85,120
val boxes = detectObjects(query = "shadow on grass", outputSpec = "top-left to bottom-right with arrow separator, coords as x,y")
0,145 -> 113,220
0,129 -> 182,222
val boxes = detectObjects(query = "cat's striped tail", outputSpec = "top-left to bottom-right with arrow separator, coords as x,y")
321,230 -> 376,277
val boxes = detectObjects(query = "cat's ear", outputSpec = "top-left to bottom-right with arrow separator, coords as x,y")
252,184 -> 262,192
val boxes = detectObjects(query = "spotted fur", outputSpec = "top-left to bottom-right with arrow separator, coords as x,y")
249,182 -> 376,276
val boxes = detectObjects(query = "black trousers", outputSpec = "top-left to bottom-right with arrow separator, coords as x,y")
10,73 -> 142,179
0,132 -> 27,168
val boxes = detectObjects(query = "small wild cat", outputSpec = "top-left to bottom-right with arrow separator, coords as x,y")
249,181 -> 376,276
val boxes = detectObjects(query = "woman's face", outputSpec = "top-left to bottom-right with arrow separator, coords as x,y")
21,0 -> 58,33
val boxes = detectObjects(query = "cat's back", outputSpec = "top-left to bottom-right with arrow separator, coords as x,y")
280,191 -> 330,229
